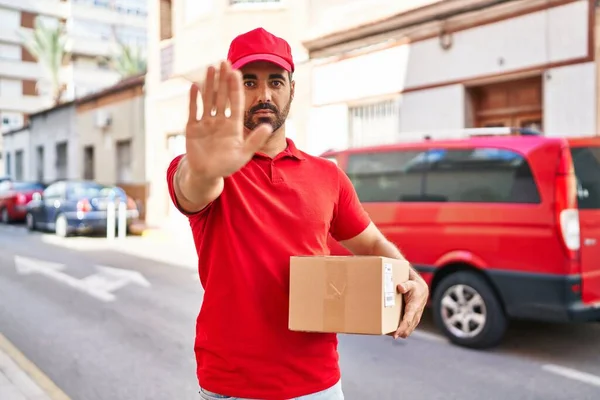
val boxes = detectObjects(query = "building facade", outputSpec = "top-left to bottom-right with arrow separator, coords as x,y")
0,0 -> 147,174
2,101 -> 78,183
144,0 -> 313,228
302,0 -> 598,155
76,74 -> 147,219
1,74 -> 147,217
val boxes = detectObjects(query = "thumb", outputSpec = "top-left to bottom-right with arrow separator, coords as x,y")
397,281 -> 415,294
243,123 -> 273,156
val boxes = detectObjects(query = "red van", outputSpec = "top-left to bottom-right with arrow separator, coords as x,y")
323,129 -> 600,349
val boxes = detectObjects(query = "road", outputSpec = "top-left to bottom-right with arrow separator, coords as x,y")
1,224 -> 599,400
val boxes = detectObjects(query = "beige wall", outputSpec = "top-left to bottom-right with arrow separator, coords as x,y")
76,93 -> 146,186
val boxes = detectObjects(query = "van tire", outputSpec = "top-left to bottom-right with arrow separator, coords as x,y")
432,271 -> 507,349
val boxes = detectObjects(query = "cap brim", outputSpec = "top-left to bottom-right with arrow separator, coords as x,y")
231,53 -> 293,72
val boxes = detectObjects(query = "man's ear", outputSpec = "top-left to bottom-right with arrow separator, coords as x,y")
290,80 -> 295,100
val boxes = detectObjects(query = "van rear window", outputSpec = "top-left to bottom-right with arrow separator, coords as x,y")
570,146 -> 600,209
347,147 -> 541,204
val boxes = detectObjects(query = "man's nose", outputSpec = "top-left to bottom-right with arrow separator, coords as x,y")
257,85 -> 272,103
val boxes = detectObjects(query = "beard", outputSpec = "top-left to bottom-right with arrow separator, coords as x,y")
244,98 -> 292,134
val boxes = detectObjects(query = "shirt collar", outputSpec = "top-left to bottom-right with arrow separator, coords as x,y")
282,137 -> 306,161
254,137 -> 306,161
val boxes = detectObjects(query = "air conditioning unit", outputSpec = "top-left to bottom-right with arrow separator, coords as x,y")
95,110 -> 112,128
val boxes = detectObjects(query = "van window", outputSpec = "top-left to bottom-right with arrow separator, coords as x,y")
570,146 -> 600,209
346,150 -> 427,202
424,148 -> 541,203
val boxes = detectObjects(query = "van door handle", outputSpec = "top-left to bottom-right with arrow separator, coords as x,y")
584,238 -> 597,246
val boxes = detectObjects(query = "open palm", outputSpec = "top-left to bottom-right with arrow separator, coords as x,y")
185,61 -> 273,180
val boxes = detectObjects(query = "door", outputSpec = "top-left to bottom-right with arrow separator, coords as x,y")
570,145 -> 600,304
470,76 -> 543,131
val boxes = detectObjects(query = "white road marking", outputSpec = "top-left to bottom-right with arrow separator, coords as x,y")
410,330 -> 448,343
542,364 -> 600,388
14,255 -> 150,303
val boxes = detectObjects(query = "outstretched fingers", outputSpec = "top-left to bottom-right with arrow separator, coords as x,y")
214,61 -> 230,115
187,83 -> 199,125
227,68 -> 245,122
202,66 -> 217,118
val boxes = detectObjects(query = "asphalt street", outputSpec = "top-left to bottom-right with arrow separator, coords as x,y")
1,224 -> 599,400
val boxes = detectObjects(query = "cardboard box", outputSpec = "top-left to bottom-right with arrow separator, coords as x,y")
289,256 -> 410,335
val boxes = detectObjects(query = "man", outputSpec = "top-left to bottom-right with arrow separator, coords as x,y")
167,28 -> 429,400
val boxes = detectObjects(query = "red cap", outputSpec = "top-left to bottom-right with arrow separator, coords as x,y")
227,28 -> 295,73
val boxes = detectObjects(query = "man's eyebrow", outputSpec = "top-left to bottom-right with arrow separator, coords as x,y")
242,73 -> 257,80
269,73 -> 286,81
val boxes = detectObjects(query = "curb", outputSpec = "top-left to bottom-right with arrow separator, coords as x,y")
0,333 -> 71,400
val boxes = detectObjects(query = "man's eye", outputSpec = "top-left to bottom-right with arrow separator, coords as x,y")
244,81 -> 255,87
272,81 -> 283,87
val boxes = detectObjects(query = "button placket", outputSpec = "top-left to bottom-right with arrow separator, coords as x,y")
271,160 -> 284,184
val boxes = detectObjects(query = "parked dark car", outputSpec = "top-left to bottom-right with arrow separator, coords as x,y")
25,180 -> 140,237
0,181 -> 45,223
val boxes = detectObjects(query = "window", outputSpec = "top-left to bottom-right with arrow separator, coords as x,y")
348,98 -> 401,148
66,181 -> 105,199
5,152 -> 10,177
55,142 -> 68,180
116,139 -> 132,183
346,150 -> 427,202
44,182 -> 66,199
83,146 -> 94,180
14,150 -> 23,181
571,146 -> 600,210
70,19 -> 113,41
160,0 -> 173,40
36,146 -> 44,182
423,148 -> 541,203
346,147 -> 541,204
160,43 -> 174,81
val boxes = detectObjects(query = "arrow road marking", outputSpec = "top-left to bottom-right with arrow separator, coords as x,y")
14,256 -> 151,303
81,265 -> 151,293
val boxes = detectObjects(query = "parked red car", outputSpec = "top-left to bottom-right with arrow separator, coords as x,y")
323,129 -> 600,349
0,181 -> 45,223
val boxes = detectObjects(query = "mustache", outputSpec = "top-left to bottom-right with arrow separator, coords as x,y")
250,103 -> 278,114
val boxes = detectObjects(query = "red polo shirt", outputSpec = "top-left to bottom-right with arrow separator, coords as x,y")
166,138 -> 371,399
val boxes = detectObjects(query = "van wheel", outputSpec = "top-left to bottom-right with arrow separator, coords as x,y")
432,271 -> 507,349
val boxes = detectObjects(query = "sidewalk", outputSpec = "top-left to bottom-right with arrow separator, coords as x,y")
38,226 -> 199,270
0,334 -> 70,400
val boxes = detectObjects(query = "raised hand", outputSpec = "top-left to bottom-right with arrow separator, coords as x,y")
185,61 -> 273,180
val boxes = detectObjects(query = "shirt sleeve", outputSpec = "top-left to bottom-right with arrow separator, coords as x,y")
329,165 -> 372,241
166,154 -> 213,218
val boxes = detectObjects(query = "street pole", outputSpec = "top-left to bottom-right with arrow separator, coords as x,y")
106,200 -> 115,240
117,201 -> 127,239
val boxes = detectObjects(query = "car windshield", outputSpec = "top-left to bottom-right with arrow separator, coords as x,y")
570,146 -> 600,209
68,183 -> 109,198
